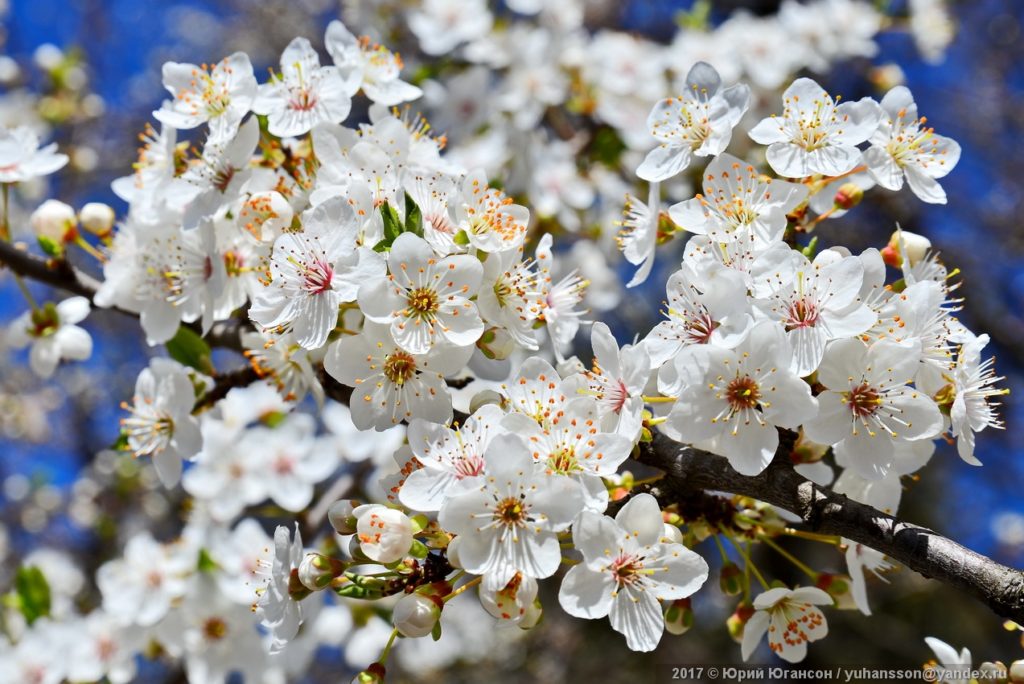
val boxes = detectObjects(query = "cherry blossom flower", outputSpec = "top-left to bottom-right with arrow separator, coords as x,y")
325,20 -> 423,106
753,248 -> 877,377
741,586 -> 833,663
479,573 -> 540,627
438,433 -> 584,591
617,183 -> 660,287
558,494 -> 709,651
258,524 -> 304,653
504,394 -> 633,512
154,52 -> 257,144
477,245 -> 545,351
324,321 -> 473,430
645,262 -> 754,368
353,504 -> 415,563
918,333 -> 1006,465
668,153 -> 808,244
581,322 -> 651,441
0,124 -> 68,182
803,338 -> 943,480
250,197 -> 385,350
749,78 -> 881,178
637,62 -> 750,182
97,532 -> 192,626
121,358 -> 202,487
660,322 -> 818,476
358,232 -> 484,355
864,86 -> 960,204
253,37 -> 358,138
7,296 -> 92,378
409,0 -> 494,56
400,403 -> 505,511
536,233 -> 589,360
68,611 -> 142,684
456,169 -> 530,252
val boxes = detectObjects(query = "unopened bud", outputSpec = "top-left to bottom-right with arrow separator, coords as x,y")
328,499 -> 360,535
297,552 -> 345,591
352,662 -> 386,684
833,183 -> 864,211
477,326 -> 515,360
816,573 -> 856,611
31,199 -> 77,243
727,604 -> 754,644
468,389 -> 503,415
664,598 -> 694,635
445,535 -> 463,569
1009,659 -> 1024,682
719,561 -> 743,596
392,592 -> 442,638
79,202 -> 115,236
883,229 -> 931,268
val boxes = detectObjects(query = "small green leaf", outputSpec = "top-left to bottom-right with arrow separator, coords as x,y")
13,566 -> 51,625
37,235 -> 64,258
404,193 -> 424,238
166,326 -> 214,375
197,548 -> 220,573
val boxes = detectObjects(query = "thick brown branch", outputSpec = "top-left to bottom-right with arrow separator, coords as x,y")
0,238 -> 245,351
637,432 -> 1024,624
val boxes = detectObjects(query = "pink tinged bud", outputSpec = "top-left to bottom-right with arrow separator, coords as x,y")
354,504 -> 414,564
31,199 -> 77,243
884,229 -> 931,268
1008,659 -> 1024,682
815,573 -> 856,611
352,662 -> 386,684
79,202 -> 115,236
328,499 -> 360,535
727,604 -> 754,644
392,592 -> 442,638
833,183 -> 864,211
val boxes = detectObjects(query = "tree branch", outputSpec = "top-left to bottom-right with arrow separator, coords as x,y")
637,432 -> 1024,624
0,237 -> 245,351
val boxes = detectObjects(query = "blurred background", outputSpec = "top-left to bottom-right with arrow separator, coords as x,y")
0,0 -> 1022,681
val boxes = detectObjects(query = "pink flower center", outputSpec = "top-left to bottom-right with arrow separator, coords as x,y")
608,552 -> 643,586
847,383 -> 881,418
301,256 -> 334,295
785,297 -> 819,330
453,452 -> 484,479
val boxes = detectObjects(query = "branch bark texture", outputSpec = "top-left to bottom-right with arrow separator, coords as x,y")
638,432 -> 1024,624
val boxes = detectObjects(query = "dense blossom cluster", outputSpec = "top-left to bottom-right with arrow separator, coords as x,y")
0,1 -> 1016,683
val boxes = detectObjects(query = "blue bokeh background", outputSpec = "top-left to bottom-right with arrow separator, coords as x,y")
1,0 -> 1021,580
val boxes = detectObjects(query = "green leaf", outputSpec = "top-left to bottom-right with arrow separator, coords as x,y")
166,326 -> 214,375
197,548 -> 220,573
381,202 -> 403,244
13,566 -> 51,625
404,193 -> 424,238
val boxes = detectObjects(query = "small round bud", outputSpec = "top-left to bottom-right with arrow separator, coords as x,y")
31,199 -> 77,243
445,535 -> 463,570
392,592 -> 441,638
328,499 -> 360,535
354,504 -> 414,564
351,662 -> 386,684
476,326 -> 515,360
883,229 -> 932,268
727,604 -> 754,644
664,598 -> 694,636
833,182 -> 864,211
719,561 -> 743,596
79,202 -> 115,236
468,389 -> 503,415
815,573 -> 856,611
297,552 -> 344,591
1009,659 -> 1024,683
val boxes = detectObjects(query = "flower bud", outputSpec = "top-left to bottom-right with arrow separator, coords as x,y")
328,499 -> 360,535
882,229 -> 931,268
392,592 -> 442,638
351,663 -> 386,684
660,523 -> 683,544
468,389 -> 503,415
354,504 -> 414,564
833,183 -> 864,211
31,199 -> 77,243
1009,659 -> 1024,683
727,604 -> 754,644
815,573 -> 856,611
78,202 -> 115,236
719,561 -> 743,596
664,598 -> 694,635
445,535 -> 463,569
476,327 -> 515,360
297,552 -> 345,591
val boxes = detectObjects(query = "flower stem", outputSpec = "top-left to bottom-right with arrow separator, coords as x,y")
13,273 -> 38,311
378,628 -> 399,665
783,528 -> 841,545
728,537 -> 769,590
443,575 -> 481,603
642,395 -> 677,404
